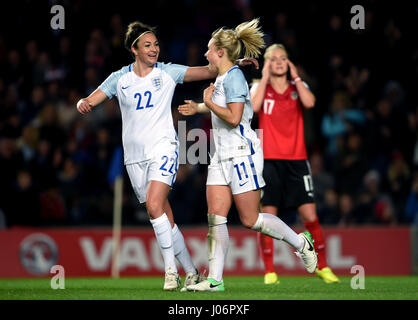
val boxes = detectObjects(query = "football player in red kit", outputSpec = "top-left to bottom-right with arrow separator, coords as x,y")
250,44 -> 340,284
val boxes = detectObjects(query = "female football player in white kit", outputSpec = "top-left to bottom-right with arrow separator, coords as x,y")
178,19 -> 318,292
77,21 -> 256,291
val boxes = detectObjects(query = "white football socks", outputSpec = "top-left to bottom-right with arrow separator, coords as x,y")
207,214 -> 229,282
150,213 -> 177,273
252,213 -> 304,251
172,224 -> 196,275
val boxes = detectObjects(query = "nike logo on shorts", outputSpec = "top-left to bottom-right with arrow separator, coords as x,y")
239,181 -> 248,187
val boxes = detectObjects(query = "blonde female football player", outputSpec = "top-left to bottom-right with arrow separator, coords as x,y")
250,44 -> 340,284
178,19 -> 318,292
77,21 -> 256,291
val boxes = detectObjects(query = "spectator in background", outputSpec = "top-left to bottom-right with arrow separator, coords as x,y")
2,111 -> 21,140
5,50 -> 24,87
344,65 -> 370,110
356,169 -> 397,225
387,150 -> 411,221
9,170 -> 41,226
98,99 -> 122,146
85,29 -> 110,72
109,14 -> 125,55
367,98 -> 396,175
317,189 -> 339,225
37,104 -> 67,151
321,91 -> 366,163
20,86 -> 45,126
326,15 -> 345,58
32,52 -> 51,85
373,195 -> 397,225
39,187 -> 66,225
334,132 -> 368,196
0,137 -> 24,225
17,125 -> 38,166
57,89 -> 81,130
22,40 -> 40,96
310,150 -> 335,213
405,171 -> 418,225
56,36 -> 72,83
58,158 -> 83,223
45,82 -> 61,105
84,67 -> 100,96
356,170 -> 381,223
337,193 -> 357,227
69,118 -> 94,150
32,139 -> 58,191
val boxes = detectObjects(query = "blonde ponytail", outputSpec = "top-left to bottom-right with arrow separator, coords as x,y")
235,18 -> 265,59
211,18 -> 265,63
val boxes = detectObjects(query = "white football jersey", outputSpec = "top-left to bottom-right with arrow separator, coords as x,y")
99,62 -> 188,165
211,66 -> 260,160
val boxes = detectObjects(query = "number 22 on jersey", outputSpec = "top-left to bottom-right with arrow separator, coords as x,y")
134,91 -> 154,110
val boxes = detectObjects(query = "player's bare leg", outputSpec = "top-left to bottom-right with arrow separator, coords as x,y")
146,181 -> 179,290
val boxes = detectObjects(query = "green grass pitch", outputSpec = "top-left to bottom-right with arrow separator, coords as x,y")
0,276 -> 417,300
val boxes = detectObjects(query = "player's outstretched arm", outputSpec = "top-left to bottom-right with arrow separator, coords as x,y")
184,66 -> 218,82
178,100 -> 210,116
76,89 -> 108,114
183,59 -> 259,83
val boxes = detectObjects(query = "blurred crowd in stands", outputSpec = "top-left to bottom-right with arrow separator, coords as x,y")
0,1 -> 417,228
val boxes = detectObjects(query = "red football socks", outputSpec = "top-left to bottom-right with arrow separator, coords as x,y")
257,232 -> 275,273
303,218 -> 327,270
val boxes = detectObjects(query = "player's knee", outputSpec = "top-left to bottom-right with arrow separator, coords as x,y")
208,204 -> 229,217
146,198 -> 164,218
240,216 -> 258,229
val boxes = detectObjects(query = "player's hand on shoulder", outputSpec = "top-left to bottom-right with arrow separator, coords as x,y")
236,57 -> 259,69
178,100 -> 198,116
76,99 -> 93,114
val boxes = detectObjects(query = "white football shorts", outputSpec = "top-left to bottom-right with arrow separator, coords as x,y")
126,141 -> 179,203
207,145 -> 265,195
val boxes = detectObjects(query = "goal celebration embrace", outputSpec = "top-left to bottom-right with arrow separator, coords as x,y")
76,17 -> 324,292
